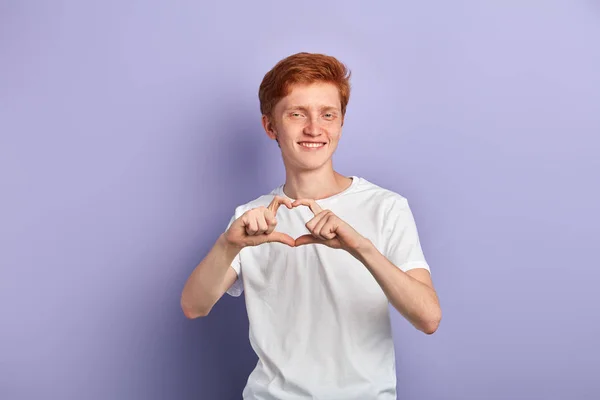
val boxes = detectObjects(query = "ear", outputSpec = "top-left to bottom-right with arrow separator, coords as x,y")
262,114 -> 277,141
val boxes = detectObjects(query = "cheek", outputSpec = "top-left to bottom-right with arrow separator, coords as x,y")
328,127 -> 342,141
275,120 -> 296,135
278,129 -> 293,142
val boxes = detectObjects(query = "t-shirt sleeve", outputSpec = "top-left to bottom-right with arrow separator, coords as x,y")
383,196 -> 431,274
224,214 -> 244,297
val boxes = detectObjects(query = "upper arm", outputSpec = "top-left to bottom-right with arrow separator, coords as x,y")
221,212 -> 244,298
220,266 -> 240,297
384,196 -> 431,274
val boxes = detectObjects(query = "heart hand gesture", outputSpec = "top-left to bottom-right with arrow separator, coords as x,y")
293,199 -> 366,254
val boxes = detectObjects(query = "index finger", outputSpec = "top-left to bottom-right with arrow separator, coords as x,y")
267,195 -> 293,214
292,198 -> 323,215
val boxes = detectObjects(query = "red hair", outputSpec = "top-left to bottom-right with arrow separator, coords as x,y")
258,52 -> 351,118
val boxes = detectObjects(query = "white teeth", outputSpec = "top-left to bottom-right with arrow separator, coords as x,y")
300,142 -> 325,148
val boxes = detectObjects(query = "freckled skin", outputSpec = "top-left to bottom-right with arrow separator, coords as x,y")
262,82 -> 343,174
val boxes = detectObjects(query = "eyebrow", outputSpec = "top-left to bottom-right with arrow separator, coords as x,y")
285,105 -> 340,113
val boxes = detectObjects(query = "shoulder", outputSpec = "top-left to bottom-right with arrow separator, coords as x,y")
353,177 -> 410,212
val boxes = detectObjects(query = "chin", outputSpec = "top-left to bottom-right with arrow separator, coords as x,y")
281,148 -> 334,171
294,159 -> 331,172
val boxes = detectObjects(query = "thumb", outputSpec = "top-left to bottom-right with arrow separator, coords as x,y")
264,232 -> 296,247
294,234 -> 322,247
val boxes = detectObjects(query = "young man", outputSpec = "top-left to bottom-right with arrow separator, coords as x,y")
181,52 -> 441,399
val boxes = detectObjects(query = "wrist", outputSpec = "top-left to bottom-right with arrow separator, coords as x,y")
349,236 -> 375,261
218,233 -> 244,257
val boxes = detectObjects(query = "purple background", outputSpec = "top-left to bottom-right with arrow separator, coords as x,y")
1,1 -> 599,399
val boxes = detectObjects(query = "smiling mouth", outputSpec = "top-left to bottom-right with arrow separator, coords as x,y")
298,142 -> 326,148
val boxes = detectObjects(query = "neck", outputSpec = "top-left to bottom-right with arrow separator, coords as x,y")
282,163 -> 352,200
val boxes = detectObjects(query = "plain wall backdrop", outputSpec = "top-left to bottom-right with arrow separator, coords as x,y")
1,1 -> 599,399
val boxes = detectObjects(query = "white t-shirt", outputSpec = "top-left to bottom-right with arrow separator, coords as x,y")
225,176 -> 430,399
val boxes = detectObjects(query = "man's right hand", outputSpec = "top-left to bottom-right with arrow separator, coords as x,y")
223,196 -> 296,248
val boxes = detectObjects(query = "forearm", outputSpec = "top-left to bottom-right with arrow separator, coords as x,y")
181,234 -> 241,317
353,240 -> 441,334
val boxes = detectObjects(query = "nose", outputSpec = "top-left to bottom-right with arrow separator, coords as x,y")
303,119 -> 322,137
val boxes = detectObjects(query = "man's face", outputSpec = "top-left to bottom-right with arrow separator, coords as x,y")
263,82 -> 343,172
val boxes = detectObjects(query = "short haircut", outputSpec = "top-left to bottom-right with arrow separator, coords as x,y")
258,52 -> 351,118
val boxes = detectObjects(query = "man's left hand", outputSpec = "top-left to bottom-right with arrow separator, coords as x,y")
293,199 -> 368,254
